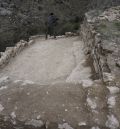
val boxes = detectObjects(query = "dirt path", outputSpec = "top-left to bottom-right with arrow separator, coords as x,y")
0,37 -> 91,85
0,37 -> 114,129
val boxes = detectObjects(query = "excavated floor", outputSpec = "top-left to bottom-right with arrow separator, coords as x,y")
0,37 -> 80,84
0,37 -> 119,129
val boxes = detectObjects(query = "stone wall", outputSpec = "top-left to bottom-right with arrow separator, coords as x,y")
0,37 -> 37,69
81,6 -> 120,125
81,6 -> 120,84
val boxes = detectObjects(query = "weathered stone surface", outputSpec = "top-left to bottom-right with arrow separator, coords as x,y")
0,39 -> 35,68
81,6 -> 120,127
81,6 -> 120,84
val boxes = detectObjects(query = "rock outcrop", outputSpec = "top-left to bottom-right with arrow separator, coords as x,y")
81,6 -> 120,83
81,6 -> 120,126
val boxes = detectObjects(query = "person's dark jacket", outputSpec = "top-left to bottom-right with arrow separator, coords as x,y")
48,15 -> 58,27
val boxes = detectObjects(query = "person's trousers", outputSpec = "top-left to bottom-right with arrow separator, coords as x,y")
45,26 -> 56,39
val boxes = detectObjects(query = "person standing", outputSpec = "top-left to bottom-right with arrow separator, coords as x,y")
45,13 -> 58,39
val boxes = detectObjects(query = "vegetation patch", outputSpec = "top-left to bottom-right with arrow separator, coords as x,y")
96,20 -> 120,39
114,21 -> 120,31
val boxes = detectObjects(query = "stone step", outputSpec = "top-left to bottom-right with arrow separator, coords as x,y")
0,78 -> 112,128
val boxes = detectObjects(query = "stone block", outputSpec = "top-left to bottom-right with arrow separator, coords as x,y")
65,32 -> 74,37
28,40 -> 34,45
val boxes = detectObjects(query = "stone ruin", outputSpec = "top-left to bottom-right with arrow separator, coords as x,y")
81,5 -> 120,90
0,38 -> 35,69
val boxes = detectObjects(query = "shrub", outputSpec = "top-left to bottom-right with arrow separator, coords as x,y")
114,21 -> 120,31
57,22 -> 80,35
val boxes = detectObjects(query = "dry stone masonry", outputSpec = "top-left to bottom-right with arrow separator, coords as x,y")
0,38 -> 35,69
0,34 -> 76,69
81,6 -> 120,129
81,6 -> 120,83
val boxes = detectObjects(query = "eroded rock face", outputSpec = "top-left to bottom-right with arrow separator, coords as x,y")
81,6 -> 120,83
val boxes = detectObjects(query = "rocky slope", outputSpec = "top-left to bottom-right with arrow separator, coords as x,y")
1,0 -> 120,52
0,0 -> 90,52
89,0 -> 120,9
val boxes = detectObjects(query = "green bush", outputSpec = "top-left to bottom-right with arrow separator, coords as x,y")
58,22 -> 80,35
114,21 -> 120,31
99,23 -> 107,29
